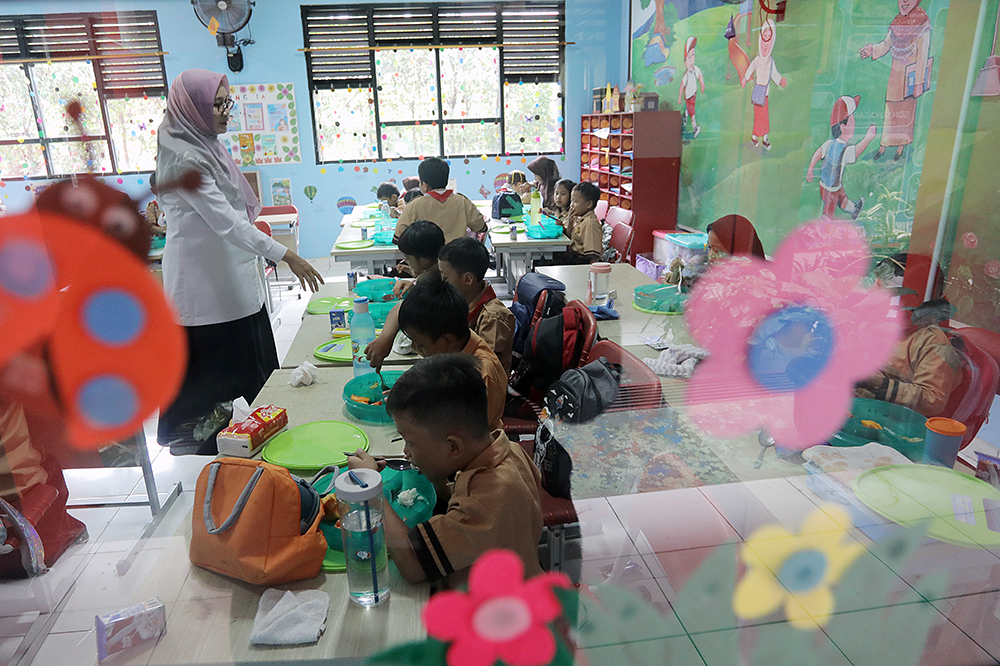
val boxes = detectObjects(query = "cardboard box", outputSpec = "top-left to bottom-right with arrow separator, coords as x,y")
96,598 -> 166,661
217,404 -> 288,457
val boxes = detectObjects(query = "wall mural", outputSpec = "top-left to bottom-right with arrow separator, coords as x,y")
629,0 -> 949,258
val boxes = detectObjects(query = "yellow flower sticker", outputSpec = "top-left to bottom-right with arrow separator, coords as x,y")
733,504 -> 865,629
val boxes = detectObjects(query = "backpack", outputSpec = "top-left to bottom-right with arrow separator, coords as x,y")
510,273 -> 566,357
492,191 -> 523,219
533,420 -> 573,499
545,357 -> 621,423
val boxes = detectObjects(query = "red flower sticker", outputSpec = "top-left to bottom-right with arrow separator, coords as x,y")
985,260 -> 1000,279
963,232 -> 978,249
422,550 -> 570,666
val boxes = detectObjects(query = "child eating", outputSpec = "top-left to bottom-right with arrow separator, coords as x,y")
394,157 -> 487,244
552,178 -> 575,228
546,181 -> 602,265
376,181 -> 401,218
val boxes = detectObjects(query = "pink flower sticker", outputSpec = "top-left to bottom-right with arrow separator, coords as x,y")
963,232 -> 978,249
423,550 -> 570,666
685,219 -> 900,449
986,260 -> 1000,279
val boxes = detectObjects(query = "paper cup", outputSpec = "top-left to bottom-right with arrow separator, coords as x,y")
922,417 -> 967,468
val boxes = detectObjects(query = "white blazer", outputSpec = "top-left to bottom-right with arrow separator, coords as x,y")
160,177 -> 287,327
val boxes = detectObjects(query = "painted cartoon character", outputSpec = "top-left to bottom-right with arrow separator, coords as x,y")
741,19 -> 787,150
678,37 -> 706,138
806,96 -> 878,220
858,0 -> 932,162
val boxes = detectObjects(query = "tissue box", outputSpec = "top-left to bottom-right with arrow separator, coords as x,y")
217,404 -> 288,457
96,598 -> 166,661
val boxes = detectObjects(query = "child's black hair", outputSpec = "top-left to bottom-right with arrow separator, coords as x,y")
397,220 -> 445,260
403,188 -> 423,203
418,157 -> 449,189
507,170 -> 527,186
831,118 -> 848,140
377,181 -> 400,199
573,181 -> 601,208
397,273 -> 470,343
438,237 -> 490,282
386,354 -> 489,439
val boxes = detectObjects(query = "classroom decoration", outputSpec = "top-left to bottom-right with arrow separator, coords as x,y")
684,219 -> 900,449
303,185 -> 318,203
223,83 -> 301,165
271,179 -> 292,206
337,196 -> 357,214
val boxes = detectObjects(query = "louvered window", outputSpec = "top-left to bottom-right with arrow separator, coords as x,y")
302,2 -> 564,163
0,11 -> 167,178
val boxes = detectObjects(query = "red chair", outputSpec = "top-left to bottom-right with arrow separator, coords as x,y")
942,333 -> 999,449
589,339 -> 665,412
566,300 -> 599,365
955,327 -> 1000,395
259,205 -> 299,217
609,221 -> 635,264
595,199 -> 609,223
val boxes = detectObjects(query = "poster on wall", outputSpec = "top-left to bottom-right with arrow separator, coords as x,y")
222,82 -> 301,166
628,0 -> 948,257
271,178 -> 292,206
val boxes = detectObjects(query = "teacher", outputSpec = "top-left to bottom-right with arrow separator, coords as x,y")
155,69 -> 323,455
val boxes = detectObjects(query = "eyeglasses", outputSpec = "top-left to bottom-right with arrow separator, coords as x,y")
213,97 -> 235,113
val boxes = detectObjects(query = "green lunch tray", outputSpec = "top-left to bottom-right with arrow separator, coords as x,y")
261,421 -> 369,473
306,296 -> 354,316
351,219 -> 376,228
335,239 -> 374,250
853,464 -> 1000,547
313,337 -> 352,362
491,224 -> 527,233
632,284 -> 687,315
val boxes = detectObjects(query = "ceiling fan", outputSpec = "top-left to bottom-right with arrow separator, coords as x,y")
191,0 -> 255,72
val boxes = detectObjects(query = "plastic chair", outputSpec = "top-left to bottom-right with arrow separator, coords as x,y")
259,205 -> 299,217
955,327 -> 1000,395
609,220 -> 635,264
595,199 -> 609,222
589,339 -> 665,412
942,333 -> 999,448
605,205 -> 633,228
566,300 -> 599,365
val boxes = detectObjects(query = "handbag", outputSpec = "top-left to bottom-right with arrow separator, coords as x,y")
190,458 -> 335,585
533,420 -> 573,500
545,357 -> 621,424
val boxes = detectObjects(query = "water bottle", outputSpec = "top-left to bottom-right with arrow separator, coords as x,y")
335,469 -> 390,607
530,189 -> 542,226
351,297 -> 376,377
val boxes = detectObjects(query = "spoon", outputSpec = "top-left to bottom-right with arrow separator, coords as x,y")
376,369 -> 390,393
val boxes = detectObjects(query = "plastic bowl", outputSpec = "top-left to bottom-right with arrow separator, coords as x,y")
525,222 -> 565,239
150,236 -> 166,250
347,301 -> 395,328
353,279 -> 398,303
372,229 -> 395,245
343,371 -> 404,423
829,398 -> 926,461
633,284 -> 687,315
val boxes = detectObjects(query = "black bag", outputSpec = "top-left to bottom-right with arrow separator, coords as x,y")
492,191 -> 523,219
533,420 -> 573,499
510,273 -> 566,357
545,357 -> 622,423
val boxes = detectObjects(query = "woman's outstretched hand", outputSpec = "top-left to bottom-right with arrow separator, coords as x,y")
283,250 -> 325,292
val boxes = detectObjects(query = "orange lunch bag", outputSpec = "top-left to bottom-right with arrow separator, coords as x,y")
190,458 -> 330,585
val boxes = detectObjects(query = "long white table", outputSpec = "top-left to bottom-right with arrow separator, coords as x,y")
329,221 -> 402,275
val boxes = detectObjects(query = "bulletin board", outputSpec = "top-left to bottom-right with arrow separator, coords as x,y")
223,82 -> 301,166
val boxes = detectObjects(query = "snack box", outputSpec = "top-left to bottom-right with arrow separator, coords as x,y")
217,404 -> 288,457
96,598 -> 166,661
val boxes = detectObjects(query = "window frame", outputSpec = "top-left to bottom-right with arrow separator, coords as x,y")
0,11 -> 168,179
302,1 -> 565,164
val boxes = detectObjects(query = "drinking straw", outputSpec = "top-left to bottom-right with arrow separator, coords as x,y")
348,470 -> 380,604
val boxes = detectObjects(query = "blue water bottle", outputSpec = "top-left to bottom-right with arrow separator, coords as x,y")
351,297 -> 376,377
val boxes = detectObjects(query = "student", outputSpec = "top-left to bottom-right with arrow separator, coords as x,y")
507,169 -> 531,203
552,178 -> 575,228
347,354 -> 543,586
396,275 -> 507,432
376,181 -> 402,218
365,220 -> 445,368
394,157 -> 487,244
438,237 -> 516,374
548,181 -> 602,265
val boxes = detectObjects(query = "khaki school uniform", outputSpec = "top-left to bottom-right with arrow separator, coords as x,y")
471,288 -> 515,375
462,331 -> 507,433
394,190 -> 487,244
406,429 -> 543,587
569,210 -> 603,260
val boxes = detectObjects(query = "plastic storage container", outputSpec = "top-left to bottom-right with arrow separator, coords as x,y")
343,371 -> 404,423
632,284 -> 687,315
348,301 -> 395,328
353,279 -> 397,303
654,231 -> 709,270
589,262 -> 612,299
335,469 -> 390,607
635,253 -> 666,281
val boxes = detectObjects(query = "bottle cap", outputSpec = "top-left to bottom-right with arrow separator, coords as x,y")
590,262 -> 612,274
353,297 -> 370,314
334,468 -> 383,502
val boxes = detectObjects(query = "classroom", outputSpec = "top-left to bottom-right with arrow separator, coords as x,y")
2,0 -> 1000,664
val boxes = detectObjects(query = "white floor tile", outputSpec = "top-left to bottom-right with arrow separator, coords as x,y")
149,453 -> 212,494
64,468 -> 142,501
30,630 -> 101,666
66,507 -> 120,548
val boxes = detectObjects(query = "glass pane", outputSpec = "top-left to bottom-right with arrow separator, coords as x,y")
314,88 -> 377,162
48,140 -> 112,175
0,65 -> 39,140
0,144 -> 47,178
438,47 -> 500,121
33,61 -> 105,139
106,96 -> 166,172
504,81 -> 563,154
382,123 -> 439,159
375,49 -> 438,122
444,120 -> 501,156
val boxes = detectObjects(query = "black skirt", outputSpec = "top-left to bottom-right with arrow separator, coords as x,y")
157,305 -> 278,455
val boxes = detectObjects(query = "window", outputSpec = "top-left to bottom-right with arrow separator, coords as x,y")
302,2 -> 565,163
0,12 -> 168,178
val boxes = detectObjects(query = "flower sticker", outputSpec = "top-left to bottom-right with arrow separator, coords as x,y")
733,504 -> 865,629
963,232 -> 978,249
986,260 -> 1000,279
685,219 -> 900,449
423,550 -> 570,666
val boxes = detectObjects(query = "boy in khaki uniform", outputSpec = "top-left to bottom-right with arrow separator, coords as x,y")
397,275 -> 507,432
347,354 -> 542,586
394,157 -> 487,244
438,237 -> 516,374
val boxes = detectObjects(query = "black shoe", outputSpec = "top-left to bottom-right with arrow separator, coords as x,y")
873,148 -> 884,161
894,147 -> 905,162
852,196 -> 864,220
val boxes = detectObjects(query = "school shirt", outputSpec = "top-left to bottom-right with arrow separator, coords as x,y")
569,210 -> 603,260
470,286 -> 516,375
160,177 -> 287,327
394,190 -> 488,244
406,429 -> 543,587
462,331 -> 508,433
865,326 -> 964,418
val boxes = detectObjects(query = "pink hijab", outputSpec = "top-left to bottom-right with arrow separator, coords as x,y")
156,69 -> 260,221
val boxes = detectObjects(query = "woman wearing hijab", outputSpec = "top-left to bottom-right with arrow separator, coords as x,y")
155,69 -> 323,455
526,156 -> 561,212
858,0 -> 932,162
706,214 -> 766,260
741,19 -> 786,150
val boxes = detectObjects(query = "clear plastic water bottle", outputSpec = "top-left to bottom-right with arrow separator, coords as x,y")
351,297 -> 376,377
335,469 -> 390,607
530,189 -> 542,226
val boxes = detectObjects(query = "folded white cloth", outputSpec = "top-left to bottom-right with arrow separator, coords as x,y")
288,361 -> 318,387
642,345 -> 710,378
250,589 -> 330,646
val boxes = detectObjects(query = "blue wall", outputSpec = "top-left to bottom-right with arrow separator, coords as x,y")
2,0 -> 628,258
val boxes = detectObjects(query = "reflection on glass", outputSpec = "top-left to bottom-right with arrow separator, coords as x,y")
504,81 -> 562,154
314,88 -> 377,162
382,123 -> 439,159
0,65 -> 38,140
48,140 -> 111,175
106,97 -> 166,172
438,47 -> 499,120
33,61 -> 105,138
375,49 -> 438,122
